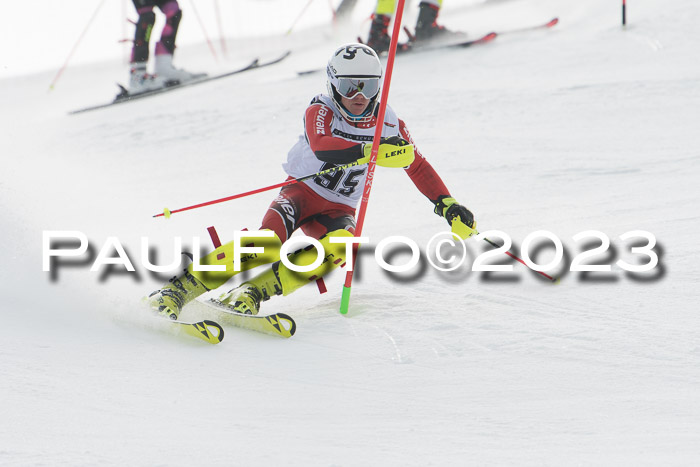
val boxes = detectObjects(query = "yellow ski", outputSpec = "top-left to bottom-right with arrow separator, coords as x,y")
173,319 -> 225,344
205,299 -> 296,338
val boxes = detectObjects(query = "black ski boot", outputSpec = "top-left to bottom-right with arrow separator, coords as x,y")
414,2 -> 462,43
366,14 -> 392,55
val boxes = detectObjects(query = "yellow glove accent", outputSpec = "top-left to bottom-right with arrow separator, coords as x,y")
451,217 -> 478,240
359,141 -> 415,168
435,196 -> 477,240
436,197 -> 457,217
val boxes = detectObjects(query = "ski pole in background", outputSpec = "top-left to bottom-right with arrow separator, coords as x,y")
213,0 -> 228,57
339,0 -> 407,315
48,0 -> 108,91
187,0 -> 219,61
286,0 -> 316,35
622,0 -> 627,26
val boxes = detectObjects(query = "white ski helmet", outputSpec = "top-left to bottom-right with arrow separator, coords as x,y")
326,43 -> 383,123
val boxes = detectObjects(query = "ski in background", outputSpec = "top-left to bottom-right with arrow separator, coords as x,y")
497,17 -> 559,36
296,16 -> 558,76
400,16 -> 558,53
398,31 -> 498,53
297,30 -> 496,76
70,51 -> 291,114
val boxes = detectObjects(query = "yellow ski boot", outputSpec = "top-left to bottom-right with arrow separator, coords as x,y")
146,230 -> 283,319
219,229 -> 355,315
219,266 -> 283,315
146,269 -> 210,320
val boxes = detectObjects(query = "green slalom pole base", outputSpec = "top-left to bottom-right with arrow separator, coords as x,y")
339,286 -> 352,314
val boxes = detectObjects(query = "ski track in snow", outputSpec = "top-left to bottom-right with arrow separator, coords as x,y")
2,0 -> 700,465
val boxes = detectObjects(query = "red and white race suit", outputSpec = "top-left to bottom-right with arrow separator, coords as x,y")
283,94 -> 450,209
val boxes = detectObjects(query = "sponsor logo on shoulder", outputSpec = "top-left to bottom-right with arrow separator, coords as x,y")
315,107 -> 328,135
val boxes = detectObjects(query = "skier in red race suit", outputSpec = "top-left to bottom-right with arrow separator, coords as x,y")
146,43 -> 476,317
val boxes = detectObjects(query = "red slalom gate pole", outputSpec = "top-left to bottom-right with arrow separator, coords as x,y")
49,0 -> 108,91
213,0 -> 228,57
339,0 -> 407,315
187,0 -> 219,61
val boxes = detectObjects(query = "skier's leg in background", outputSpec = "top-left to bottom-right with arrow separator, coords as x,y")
415,0 -> 462,42
154,0 -> 181,57
131,4 -> 155,64
366,0 -> 396,54
154,0 -> 205,82
128,1 -> 169,92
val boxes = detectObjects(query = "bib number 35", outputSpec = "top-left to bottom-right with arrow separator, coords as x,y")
313,163 -> 365,197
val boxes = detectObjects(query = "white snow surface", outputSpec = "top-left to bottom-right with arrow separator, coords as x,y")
2,0 -> 700,465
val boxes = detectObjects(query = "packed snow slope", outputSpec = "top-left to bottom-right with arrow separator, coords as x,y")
1,0 -> 699,465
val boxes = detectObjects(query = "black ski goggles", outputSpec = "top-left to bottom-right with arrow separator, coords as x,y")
335,77 -> 380,99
